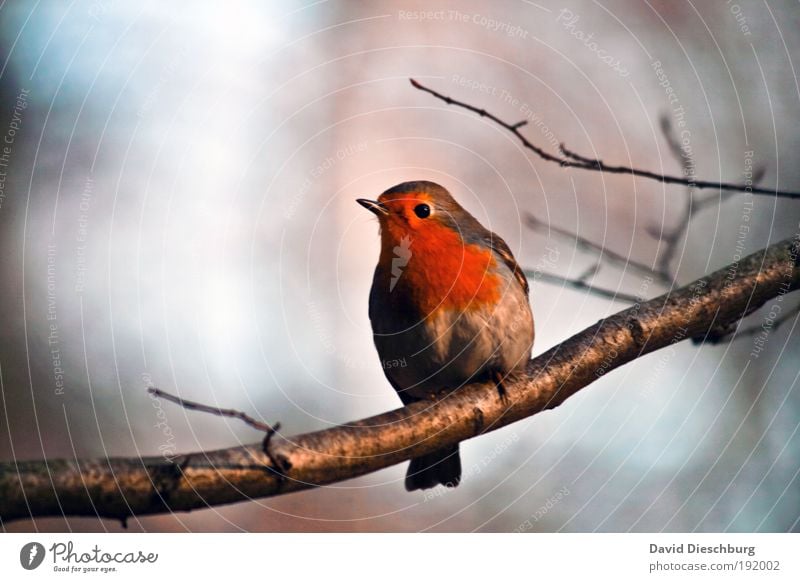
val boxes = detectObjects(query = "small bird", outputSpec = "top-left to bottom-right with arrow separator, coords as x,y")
358,181 -> 534,491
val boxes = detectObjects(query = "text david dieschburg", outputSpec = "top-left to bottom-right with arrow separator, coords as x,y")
650,543 -> 755,557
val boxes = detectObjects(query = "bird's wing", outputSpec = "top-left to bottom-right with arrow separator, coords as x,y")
483,231 -> 530,295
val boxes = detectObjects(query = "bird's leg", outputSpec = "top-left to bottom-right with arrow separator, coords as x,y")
493,370 -> 510,406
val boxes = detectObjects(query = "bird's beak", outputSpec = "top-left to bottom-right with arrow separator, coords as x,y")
357,198 -> 388,216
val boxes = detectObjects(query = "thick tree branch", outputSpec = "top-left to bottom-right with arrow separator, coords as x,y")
1,236 -> 798,523
410,79 -> 800,200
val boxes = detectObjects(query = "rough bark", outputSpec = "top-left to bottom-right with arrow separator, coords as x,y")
1,235 -> 798,523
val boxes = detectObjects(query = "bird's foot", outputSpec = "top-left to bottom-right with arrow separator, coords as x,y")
493,371 -> 510,406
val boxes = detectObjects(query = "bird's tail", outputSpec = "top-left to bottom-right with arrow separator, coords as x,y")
404,444 -> 461,491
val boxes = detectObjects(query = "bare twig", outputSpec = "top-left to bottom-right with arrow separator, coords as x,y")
147,388 -> 279,435
557,141 -> 789,198
648,114 -> 697,280
2,235 -> 797,523
526,269 -> 639,303
658,114 -> 690,167
704,305 -> 799,344
147,387 -> 287,480
647,115 -> 768,300
525,213 -> 671,286
524,115 -> 768,299
576,263 -> 601,283
410,79 -> 800,200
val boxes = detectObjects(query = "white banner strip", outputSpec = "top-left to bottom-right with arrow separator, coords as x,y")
1,533 -> 796,580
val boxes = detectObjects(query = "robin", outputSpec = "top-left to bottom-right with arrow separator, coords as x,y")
358,181 -> 534,491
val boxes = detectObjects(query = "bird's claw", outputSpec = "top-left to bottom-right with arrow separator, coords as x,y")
494,372 -> 510,406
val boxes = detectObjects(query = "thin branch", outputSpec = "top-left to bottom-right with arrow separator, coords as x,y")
525,269 -> 640,303
649,114 -> 697,279
147,387 -> 279,435
1,236 -> 797,523
524,115 -> 768,297
706,305 -> 799,344
147,387 -> 287,480
557,141 -> 791,198
525,213 -> 671,286
659,114 -> 687,167
410,78 -> 800,200
647,115 -> 768,290
577,263 -> 601,283
408,78 -> 565,165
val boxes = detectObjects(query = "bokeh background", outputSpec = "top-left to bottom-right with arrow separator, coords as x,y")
1,0 -> 799,532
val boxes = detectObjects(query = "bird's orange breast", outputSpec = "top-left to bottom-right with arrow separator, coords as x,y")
380,220 -> 501,315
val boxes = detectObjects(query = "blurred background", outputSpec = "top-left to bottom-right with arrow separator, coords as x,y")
1,0 -> 798,532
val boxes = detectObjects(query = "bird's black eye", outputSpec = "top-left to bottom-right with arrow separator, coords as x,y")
413,203 -> 431,218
